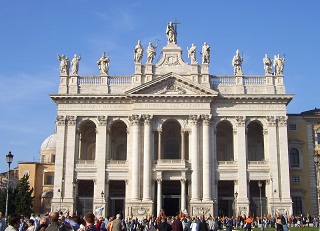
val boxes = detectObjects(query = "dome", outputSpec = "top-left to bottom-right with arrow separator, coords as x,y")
40,133 -> 57,151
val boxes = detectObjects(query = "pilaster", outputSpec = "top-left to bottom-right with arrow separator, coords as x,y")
69,75 -> 78,94
235,75 -> 244,94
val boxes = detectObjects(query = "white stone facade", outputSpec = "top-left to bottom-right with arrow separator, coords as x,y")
50,23 -> 293,218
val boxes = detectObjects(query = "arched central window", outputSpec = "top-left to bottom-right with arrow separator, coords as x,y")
164,139 -> 179,159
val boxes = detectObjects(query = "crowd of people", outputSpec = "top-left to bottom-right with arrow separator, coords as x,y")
1,211 -> 320,231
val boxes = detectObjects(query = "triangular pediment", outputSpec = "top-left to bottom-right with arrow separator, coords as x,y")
125,72 -> 218,96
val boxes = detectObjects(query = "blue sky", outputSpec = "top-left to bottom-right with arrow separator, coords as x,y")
0,1 -> 319,172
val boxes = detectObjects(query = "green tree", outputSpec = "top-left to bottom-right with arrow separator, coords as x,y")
14,174 -> 34,215
0,187 -> 17,215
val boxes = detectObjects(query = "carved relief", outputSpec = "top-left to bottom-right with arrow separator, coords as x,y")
156,83 -> 186,94
164,55 -> 180,66
131,206 -> 151,216
56,115 -> 65,126
192,207 -> 211,216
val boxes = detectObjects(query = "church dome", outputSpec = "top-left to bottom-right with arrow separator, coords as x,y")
40,133 -> 57,151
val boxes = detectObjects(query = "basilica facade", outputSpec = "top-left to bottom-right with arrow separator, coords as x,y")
51,23 -> 293,218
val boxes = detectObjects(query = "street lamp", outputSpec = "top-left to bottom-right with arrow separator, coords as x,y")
5,151 -> 13,225
234,191 -> 238,217
258,181 -> 264,231
313,152 -> 320,216
58,189 -> 61,212
101,191 -> 104,216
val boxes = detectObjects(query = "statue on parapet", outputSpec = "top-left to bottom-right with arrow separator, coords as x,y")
97,52 -> 110,75
57,54 -> 70,75
188,43 -> 197,64
201,42 -> 210,64
263,54 -> 273,75
232,49 -> 243,75
71,54 -> 81,75
274,54 -> 285,75
166,22 -> 177,44
134,40 -> 144,63
146,42 -> 158,64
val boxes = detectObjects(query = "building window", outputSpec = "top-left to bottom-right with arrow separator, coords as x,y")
292,196 -> 302,215
43,172 -> 54,185
317,133 -> 320,145
291,176 -> 300,183
51,154 -> 55,163
164,139 -> 180,159
288,124 -> 297,131
290,148 -> 300,168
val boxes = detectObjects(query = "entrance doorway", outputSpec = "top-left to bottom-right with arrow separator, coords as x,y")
108,181 -> 125,217
161,180 -> 181,216
77,180 -> 94,216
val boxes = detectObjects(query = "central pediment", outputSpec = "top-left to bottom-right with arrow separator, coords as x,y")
125,72 -> 218,96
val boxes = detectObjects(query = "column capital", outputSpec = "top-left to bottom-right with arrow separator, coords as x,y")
189,115 -> 200,124
142,114 -> 153,124
97,116 -> 108,126
201,114 -> 212,124
66,115 -> 77,126
266,116 -> 276,126
235,116 -> 245,126
277,116 -> 287,126
56,115 -> 65,126
129,114 -> 141,125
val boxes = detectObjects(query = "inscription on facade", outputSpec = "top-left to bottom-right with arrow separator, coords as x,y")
214,104 -> 285,110
59,104 -> 132,110
136,103 -> 209,109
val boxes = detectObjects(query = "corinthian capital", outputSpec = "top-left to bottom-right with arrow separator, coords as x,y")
235,116 -> 245,126
66,116 -> 77,126
189,115 -> 200,124
97,116 -> 107,126
56,115 -> 65,126
277,116 -> 287,126
129,114 -> 141,125
201,114 -> 212,124
142,114 -> 153,124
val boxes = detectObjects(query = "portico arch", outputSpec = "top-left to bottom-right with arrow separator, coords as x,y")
78,120 -> 96,160
110,120 -> 128,160
216,120 -> 234,161
247,121 -> 265,161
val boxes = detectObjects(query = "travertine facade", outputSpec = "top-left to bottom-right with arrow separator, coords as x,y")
50,23 -> 293,218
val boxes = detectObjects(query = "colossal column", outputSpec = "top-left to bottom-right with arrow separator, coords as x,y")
142,114 -> 153,201
130,115 -> 141,201
235,116 -> 249,213
202,115 -> 212,201
277,116 -> 292,210
189,115 -> 200,201
156,178 -> 162,215
95,116 -> 107,215
180,179 -> 186,211
64,116 -> 77,201
52,116 -> 66,211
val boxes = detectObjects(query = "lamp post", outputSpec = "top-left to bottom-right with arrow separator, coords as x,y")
101,191 -> 104,216
258,181 -> 264,231
234,191 -> 238,228
58,189 -> 61,212
5,151 -> 13,225
313,152 -> 320,216
270,173 -> 274,216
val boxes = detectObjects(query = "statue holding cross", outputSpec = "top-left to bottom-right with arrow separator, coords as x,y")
166,21 -> 179,44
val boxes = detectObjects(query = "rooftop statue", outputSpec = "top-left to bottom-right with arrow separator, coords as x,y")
232,49 -> 243,75
166,22 -> 177,44
97,52 -> 110,75
263,54 -> 273,75
274,54 -> 285,75
71,54 -> 81,75
188,43 -> 197,64
146,42 -> 158,64
200,42 -> 210,64
134,40 -> 143,63
57,54 -> 70,75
